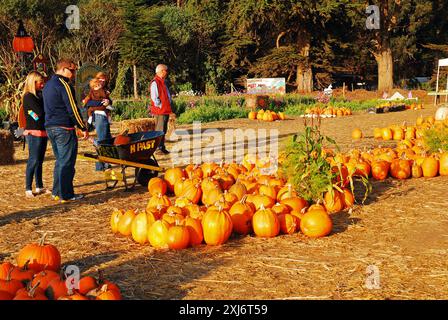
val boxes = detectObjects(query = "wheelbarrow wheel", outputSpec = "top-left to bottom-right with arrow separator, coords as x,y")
135,159 -> 159,187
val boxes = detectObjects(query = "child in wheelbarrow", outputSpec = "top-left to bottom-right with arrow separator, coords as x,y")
82,77 -> 113,171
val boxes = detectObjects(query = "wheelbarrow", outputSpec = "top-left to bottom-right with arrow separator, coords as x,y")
80,131 -> 165,191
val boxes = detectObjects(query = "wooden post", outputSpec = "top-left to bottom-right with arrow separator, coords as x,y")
342,82 -> 346,99
434,64 -> 440,106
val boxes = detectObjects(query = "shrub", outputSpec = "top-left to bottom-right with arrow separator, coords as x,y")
423,124 -> 448,153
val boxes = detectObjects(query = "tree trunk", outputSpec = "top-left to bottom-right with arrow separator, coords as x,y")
296,31 -> 313,93
374,47 -> 394,93
133,64 -> 138,100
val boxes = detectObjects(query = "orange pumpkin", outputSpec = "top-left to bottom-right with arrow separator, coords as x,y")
421,157 -> 439,178
341,188 -> 355,208
390,159 -> 411,179
148,177 -> 167,196
300,207 -> 332,238
351,128 -> 363,140
278,213 -> 298,235
411,161 -> 423,178
0,269 -> 24,296
167,225 -> 190,250
164,167 -> 185,193
371,160 -> 390,180
439,153 -> 448,176
117,209 -> 137,236
131,211 -> 155,244
16,234 -> 61,273
252,206 -> 280,238
183,217 -> 204,246
381,128 -> 393,141
201,207 -> 233,245
147,194 -> 171,208
229,197 -> 254,235
324,190 -> 344,214
280,197 -> 309,212
147,220 -> 170,249
110,209 -> 125,233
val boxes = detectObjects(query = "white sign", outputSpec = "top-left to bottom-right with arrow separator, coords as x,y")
246,78 -> 286,95
439,58 -> 448,67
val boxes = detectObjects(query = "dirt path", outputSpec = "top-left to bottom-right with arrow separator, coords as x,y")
1,106 -> 447,300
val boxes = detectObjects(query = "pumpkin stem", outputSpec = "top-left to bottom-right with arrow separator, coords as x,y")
28,280 -> 40,297
6,267 -> 14,281
39,233 -> 47,246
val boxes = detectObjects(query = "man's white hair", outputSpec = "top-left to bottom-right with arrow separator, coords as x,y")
156,64 -> 168,74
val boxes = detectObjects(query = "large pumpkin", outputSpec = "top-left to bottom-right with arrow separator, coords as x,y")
278,213 -> 298,235
117,209 -> 137,236
299,207 -> 333,238
421,157 -> 439,178
323,190 -> 344,214
201,208 -> 233,245
148,177 -> 167,196
390,159 -> 411,179
167,225 -> 190,250
147,220 -> 170,249
229,196 -> 254,235
371,160 -> 390,180
183,217 -> 204,246
16,234 -> 61,273
439,152 -> 448,176
131,211 -> 155,244
252,206 -> 280,238
164,167 -> 185,193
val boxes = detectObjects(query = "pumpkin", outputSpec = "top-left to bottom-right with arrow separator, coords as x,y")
164,167 -> 185,193
162,212 -> 184,226
148,177 -> 167,196
214,173 -> 235,190
201,207 -> 233,245
371,160 -> 390,180
252,206 -> 280,238
131,211 -> 155,244
174,197 -> 193,208
0,269 -> 24,296
341,188 -> 355,208
373,128 -> 383,139
58,292 -> 89,300
185,164 -> 203,179
247,194 -> 275,210
390,159 -> 411,179
258,185 -> 277,200
183,217 -> 204,246
280,197 -> 308,212
147,193 -> 171,208
145,204 -> 167,219
278,213 -> 298,235
228,182 -> 247,200
78,276 -> 98,295
381,128 -> 393,141
95,284 -> 122,300
13,282 -> 48,300
148,220 -> 170,249
421,157 -> 439,178
180,180 -> 202,204
393,128 -> 405,141
117,209 -> 137,236
435,106 -> 448,121
324,190 -> 344,214
411,161 -> 423,178
31,270 -> 60,290
0,290 -> 14,300
10,261 -> 35,283
0,262 -> 15,280
184,204 -> 204,220
16,234 -> 61,273
248,111 -> 257,120
167,224 -> 190,250
110,209 -> 125,233
202,186 -> 223,207
113,132 -> 131,146
439,152 -> 448,176
271,203 -> 290,215
201,177 -> 221,193
46,277 -> 69,300
300,207 -> 332,238
351,128 -> 363,140
229,196 -> 254,235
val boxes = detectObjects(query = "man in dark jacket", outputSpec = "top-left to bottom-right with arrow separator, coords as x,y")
43,59 -> 88,203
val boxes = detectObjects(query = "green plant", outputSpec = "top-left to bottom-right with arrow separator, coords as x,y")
423,124 -> 448,153
281,121 -> 339,203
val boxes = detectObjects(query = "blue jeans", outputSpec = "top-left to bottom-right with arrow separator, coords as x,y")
46,127 -> 78,200
93,114 -> 112,171
25,135 -> 48,190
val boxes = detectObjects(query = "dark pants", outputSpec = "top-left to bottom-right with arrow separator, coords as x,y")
46,127 -> 78,200
154,114 -> 169,149
25,135 -> 48,190
93,114 -> 112,171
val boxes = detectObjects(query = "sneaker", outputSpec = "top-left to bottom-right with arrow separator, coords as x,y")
52,195 -> 60,201
36,188 -> 51,195
60,194 -> 85,203
25,190 -> 34,198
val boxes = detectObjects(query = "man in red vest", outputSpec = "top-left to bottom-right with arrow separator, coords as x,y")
150,64 -> 172,154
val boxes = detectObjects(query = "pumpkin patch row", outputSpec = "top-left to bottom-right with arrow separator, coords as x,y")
248,109 -> 286,121
303,106 -> 353,118
111,159 -> 356,249
0,235 -> 122,300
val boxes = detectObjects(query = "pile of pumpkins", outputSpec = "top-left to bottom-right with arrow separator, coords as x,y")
110,156 -> 356,250
0,235 -> 122,300
248,109 -> 286,121
303,106 -> 352,118
346,117 -> 448,180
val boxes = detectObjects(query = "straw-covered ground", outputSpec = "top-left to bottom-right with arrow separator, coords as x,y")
1,105 -> 447,300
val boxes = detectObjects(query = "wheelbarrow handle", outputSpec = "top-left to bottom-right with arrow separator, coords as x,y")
80,153 -> 164,172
